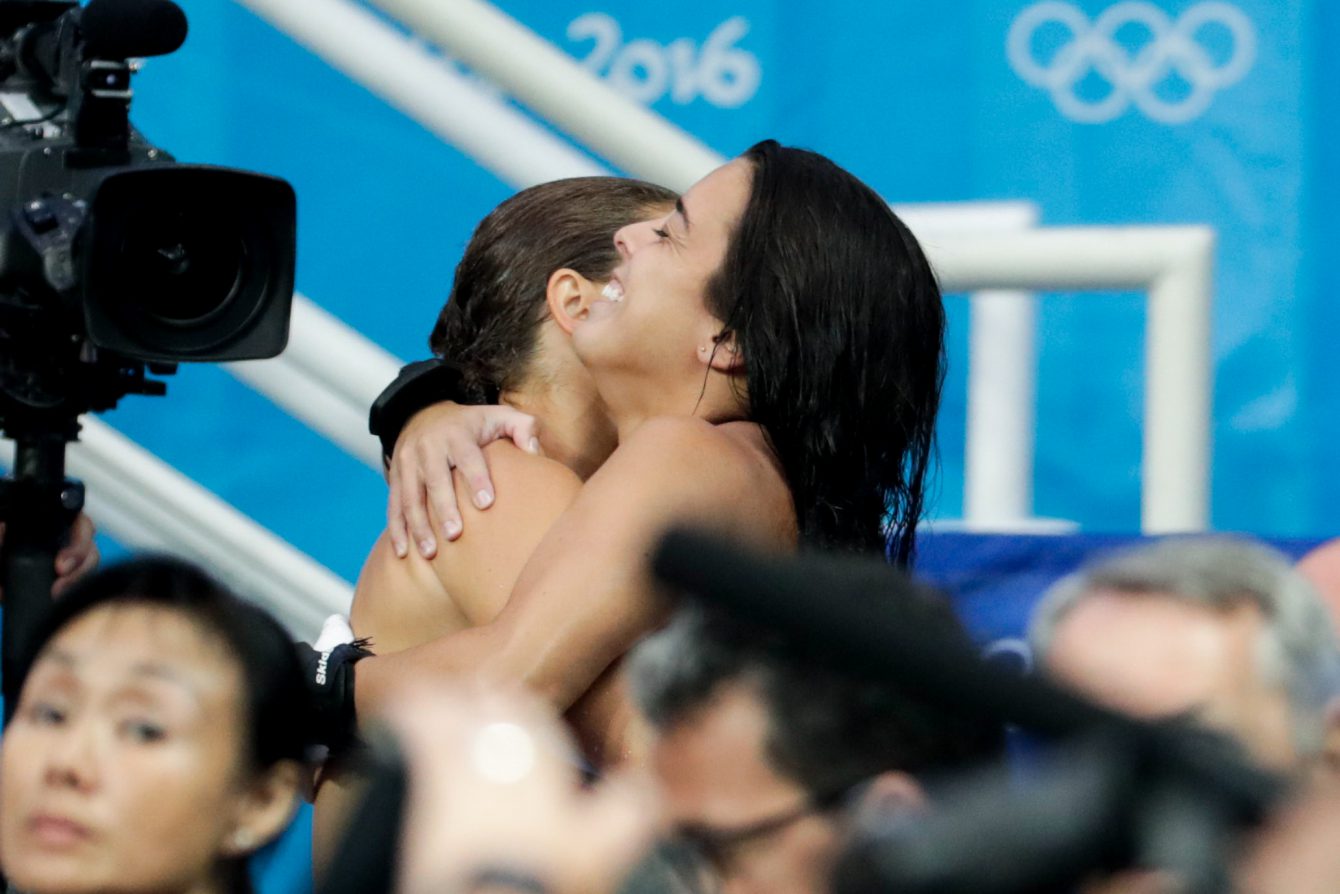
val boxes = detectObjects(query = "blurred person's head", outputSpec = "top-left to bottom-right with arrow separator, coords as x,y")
628,597 -> 1004,894
0,557 -> 312,894
1031,537 -> 1340,777
429,177 -> 676,478
576,141 -> 945,560
1293,538 -> 1340,635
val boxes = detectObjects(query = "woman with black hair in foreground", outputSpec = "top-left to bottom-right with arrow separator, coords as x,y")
0,557 -> 311,894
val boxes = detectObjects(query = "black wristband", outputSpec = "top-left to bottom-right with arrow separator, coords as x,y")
368,359 -> 469,464
294,638 -> 374,752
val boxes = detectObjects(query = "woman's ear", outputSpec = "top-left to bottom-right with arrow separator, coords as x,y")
222,761 -> 304,858
546,268 -> 602,335
698,330 -> 745,373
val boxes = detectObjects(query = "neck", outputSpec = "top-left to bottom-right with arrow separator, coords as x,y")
186,863 -> 238,894
503,380 -> 617,480
599,369 -> 747,443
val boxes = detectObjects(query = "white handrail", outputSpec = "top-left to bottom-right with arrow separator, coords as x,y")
225,294 -> 402,471
367,0 -> 721,190
1,422 -> 353,635
236,0 -> 609,189
925,226 -> 1215,533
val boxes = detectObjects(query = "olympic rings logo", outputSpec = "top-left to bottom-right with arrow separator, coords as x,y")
1007,1 -> 1257,124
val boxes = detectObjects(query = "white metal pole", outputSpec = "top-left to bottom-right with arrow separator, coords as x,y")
928,202 -> 1042,529
926,225 -> 1215,533
366,0 -> 723,190
965,289 -> 1038,526
235,0 -> 609,188
1143,230 -> 1215,532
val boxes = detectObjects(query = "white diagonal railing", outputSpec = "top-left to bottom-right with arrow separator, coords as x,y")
225,294 -> 401,471
235,0 -> 609,189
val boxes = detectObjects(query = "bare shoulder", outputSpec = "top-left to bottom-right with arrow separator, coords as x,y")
353,444 -> 583,644
468,440 -> 583,509
598,417 -> 795,545
432,442 -> 583,623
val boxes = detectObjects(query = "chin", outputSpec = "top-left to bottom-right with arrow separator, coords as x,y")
6,859 -> 105,894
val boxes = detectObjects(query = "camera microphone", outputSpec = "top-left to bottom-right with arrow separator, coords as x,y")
81,0 -> 188,60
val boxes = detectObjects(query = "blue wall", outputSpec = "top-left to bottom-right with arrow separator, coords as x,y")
92,0 -> 1336,584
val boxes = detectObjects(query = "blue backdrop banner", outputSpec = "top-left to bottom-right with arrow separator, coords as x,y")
78,1 -> 1336,577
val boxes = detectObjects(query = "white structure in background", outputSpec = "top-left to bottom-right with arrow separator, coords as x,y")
0,0 -> 1213,629
0,426 -> 350,634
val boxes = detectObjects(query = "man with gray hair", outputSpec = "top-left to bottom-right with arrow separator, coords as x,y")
1030,536 -> 1340,776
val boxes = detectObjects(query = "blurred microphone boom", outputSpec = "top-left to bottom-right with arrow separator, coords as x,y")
651,527 -> 1113,737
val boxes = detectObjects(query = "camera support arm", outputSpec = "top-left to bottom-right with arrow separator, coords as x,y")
0,430 -> 82,721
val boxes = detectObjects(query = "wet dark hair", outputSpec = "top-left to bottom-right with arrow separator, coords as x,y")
706,141 -> 945,563
429,176 -> 678,402
16,556 -> 313,772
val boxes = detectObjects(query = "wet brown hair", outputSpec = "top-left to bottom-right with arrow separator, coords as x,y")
429,177 -> 678,401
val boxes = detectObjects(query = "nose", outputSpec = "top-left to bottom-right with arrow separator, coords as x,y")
613,219 -> 658,258
42,721 -> 99,793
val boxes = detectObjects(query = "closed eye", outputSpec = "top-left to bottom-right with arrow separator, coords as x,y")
653,226 -> 670,240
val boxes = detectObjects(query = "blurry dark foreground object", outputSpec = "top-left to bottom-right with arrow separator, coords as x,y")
651,528 -> 1289,894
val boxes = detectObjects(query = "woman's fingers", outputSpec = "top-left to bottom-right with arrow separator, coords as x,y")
402,443 -> 439,559
384,403 -> 540,556
386,471 -> 409,559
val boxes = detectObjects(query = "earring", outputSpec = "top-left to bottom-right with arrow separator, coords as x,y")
232,829 -> 255,852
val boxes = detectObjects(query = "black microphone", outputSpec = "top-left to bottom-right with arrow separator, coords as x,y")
81,0 -> 188,59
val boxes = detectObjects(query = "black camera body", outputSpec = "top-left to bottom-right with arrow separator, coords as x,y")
0,0 -> 296,433
0,0 -> 299,721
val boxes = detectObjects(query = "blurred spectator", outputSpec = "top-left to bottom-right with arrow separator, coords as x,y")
1031,538 -> 1340,893
1294,538 -> 1340,634
1030,537 -> 1340,777
626,597 -> 1005,894
0,556 -> 311,894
